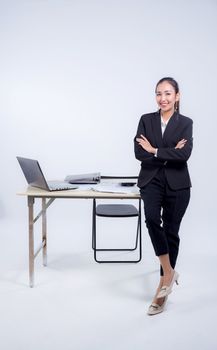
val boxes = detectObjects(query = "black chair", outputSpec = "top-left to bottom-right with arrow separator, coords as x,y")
92,179 -> 142,263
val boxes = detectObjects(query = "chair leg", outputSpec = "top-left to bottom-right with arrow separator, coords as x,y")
133,199 -> 142,254
92,198 -> 96,250
92,199 -> 142,263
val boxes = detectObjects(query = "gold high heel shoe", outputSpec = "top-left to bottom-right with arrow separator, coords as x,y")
157,271 -> 179,299
147,296 -> 168,316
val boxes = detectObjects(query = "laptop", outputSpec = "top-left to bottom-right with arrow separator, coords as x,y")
17,157 -> 78,191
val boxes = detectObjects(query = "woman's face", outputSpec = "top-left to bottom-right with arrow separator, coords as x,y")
155,81 -> 179,114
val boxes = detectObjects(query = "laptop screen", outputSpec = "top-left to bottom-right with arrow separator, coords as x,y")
17,157 -> 49,190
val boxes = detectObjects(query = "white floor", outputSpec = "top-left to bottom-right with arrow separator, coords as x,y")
0,209 -> 216,350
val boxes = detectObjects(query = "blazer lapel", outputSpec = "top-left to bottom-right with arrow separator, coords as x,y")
151,112 -> 164,148
162,112 -> 180,146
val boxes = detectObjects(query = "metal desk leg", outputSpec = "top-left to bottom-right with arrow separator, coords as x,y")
42,198 -> 47,266
28,196 -> 34,288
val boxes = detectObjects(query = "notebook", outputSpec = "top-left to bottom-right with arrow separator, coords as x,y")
17,157 -> 78,191
65,172 -> 100,184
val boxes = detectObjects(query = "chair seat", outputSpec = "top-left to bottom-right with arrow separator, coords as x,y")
96,204 -> 139,217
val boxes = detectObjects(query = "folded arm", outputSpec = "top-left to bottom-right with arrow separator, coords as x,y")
134,118 -> 193,162
134,117 -> 155,161
157,121 -> 193,162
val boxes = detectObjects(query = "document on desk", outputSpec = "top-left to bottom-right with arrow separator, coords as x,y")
74,184 -> 94,191
91,183 -> 139,194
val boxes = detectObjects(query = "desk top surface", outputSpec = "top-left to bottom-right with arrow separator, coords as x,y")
17,186 -> 141,199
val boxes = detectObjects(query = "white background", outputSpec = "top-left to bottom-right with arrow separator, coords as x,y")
0,1 -> 217,349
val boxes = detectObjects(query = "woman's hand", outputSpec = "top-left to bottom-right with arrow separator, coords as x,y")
136,134 -> 156,154
175,139 -> 187,149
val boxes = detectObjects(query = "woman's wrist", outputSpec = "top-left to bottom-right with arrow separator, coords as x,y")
151,147 -> 158,155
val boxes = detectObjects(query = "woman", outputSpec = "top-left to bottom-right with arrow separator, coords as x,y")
134,77 -> 193,315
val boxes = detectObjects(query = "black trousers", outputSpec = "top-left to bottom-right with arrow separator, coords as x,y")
140,168 -> 190,276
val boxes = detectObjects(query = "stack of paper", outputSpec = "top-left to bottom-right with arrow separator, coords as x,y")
92,183 -> 139,194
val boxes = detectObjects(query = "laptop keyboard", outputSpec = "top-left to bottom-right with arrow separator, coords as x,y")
48,181 -> 77,191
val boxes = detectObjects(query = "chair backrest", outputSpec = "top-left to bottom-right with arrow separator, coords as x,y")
101,175 -> 138,186
101,175 -> 138,179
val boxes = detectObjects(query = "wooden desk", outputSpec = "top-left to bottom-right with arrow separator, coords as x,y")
17,186 -> 140,287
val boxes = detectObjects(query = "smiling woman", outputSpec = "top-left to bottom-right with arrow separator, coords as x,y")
155,77 -> 180,116
134,77 -> 193,316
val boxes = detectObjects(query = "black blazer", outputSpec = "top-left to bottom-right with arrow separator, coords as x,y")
134,111 -> 193,190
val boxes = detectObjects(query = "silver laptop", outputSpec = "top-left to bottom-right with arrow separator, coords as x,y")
17,157 -> 78,191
